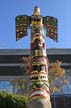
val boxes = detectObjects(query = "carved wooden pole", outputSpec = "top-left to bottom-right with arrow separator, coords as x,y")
15,6 -> 58,108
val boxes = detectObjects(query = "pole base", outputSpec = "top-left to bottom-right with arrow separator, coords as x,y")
27,98 -> 52,108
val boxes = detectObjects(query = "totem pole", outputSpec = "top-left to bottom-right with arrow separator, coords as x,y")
15,6 -> 58,108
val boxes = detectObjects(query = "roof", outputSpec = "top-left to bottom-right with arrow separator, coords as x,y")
0,49 -> 71,55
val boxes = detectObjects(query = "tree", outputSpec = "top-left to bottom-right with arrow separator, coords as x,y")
10,77 -> 28,95
49,60 -> 68,93
0,91 -> 28,108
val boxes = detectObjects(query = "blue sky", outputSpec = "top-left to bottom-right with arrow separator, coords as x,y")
0,0 -> 71,49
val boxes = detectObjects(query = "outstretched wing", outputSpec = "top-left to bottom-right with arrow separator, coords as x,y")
15,15 -> 30,41
43,16 -> 58,42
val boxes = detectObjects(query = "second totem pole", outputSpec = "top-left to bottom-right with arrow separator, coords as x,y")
15,6 -> 58,108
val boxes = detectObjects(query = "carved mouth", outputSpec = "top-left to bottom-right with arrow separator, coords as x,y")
29,88 -> 50,99
30,74 -> 48,81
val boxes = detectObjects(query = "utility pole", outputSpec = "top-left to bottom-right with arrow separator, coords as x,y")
15,6 -> 58,108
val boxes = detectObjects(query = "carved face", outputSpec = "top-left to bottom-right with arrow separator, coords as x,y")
34,39 -> 42,47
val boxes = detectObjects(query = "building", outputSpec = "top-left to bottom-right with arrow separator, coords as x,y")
0,49 -> 71,108
51,94 -> 71,108
0,49 -> 71,79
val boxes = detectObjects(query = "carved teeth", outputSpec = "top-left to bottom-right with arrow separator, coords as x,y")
30,74 -> 48,81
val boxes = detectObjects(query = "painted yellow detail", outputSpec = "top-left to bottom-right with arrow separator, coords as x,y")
32,21 -> 41,26
34,7 -> 40,15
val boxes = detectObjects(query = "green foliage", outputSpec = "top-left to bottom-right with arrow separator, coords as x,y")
0,91 -> 28,108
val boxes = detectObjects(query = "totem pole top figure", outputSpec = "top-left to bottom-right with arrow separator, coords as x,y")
34,6 -> 40,15
15,6 -> 58,42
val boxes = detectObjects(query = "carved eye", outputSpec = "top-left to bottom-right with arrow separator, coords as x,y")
40,65 -> 46,71
32,65 -> 38,71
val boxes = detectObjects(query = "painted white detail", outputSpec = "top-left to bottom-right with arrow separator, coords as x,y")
29,89 -> 50,99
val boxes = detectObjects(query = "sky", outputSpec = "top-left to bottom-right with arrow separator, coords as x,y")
0,0 -> 71,49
